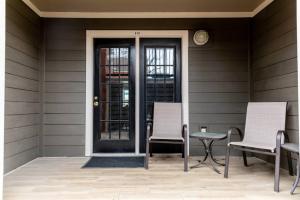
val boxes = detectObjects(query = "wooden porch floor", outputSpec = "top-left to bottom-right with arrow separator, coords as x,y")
4,156 -> 299,200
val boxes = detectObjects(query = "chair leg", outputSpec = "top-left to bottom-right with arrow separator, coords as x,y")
184,141 -> 188,172
182,144 -> 184,158
274,152 -> 281,192
145,140 -> 150,169
287,151 -> 294,176
183,125 -> 188,172
242,151 -> 248,167
291,158 -> 300,194
149,144 -> 153,157
224,145 -> 231,178
236,128 -> 247,167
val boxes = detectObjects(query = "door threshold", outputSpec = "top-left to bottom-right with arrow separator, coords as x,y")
91,153 -> 145,157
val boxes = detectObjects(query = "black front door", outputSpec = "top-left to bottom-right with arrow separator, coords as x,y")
140,38 -> 182,153
93,39 -> 135,153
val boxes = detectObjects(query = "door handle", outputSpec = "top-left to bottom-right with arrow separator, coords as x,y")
93,101 -> 99,107
93,96 -> 99,107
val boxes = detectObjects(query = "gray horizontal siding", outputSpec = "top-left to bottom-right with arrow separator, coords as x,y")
43,146 -> 85,157
5,88 -> 40,103
44,125 -> 85,136
4,0 -> 41,173
45,61 -> 86,72
43,19 -> 249,156
188,22 -> 249,155
43,20 -> 86,156
251,0 -> 298,168
3,0 -> 298,172
44,93 -> 85,103
189,93 -> 248,103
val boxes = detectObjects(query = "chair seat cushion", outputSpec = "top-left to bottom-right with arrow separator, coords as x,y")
150,135 -> 184,141
281,143 -> 299,153
229,141 -> 275,152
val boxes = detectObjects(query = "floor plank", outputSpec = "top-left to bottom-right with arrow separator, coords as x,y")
3,156 -> 299,200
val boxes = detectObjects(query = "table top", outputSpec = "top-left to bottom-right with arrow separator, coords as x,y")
190,132 -> 227,140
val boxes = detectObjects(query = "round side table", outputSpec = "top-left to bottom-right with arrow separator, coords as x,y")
190,132 -> 227,174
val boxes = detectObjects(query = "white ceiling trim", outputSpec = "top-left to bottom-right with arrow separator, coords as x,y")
252,0 -> 274,16
36,12 -> 254,18
22,0 -> 273,18
23,0 -> 42,16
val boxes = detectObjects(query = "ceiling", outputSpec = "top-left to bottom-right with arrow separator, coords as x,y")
23,0 -> 274,18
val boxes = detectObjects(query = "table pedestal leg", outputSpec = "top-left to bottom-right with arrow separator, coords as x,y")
209,140 -> 225,166
190,140 -> 209,169
190,139 -> 224,174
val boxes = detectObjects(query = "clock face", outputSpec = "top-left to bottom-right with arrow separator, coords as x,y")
193,30 -> 209,46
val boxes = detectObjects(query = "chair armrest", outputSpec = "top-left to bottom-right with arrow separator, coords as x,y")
227,127 -> 243,144
182,124 -> 188,140
146,122 -> 152,141
282,131 -> 289,143
276,130 -> 286,150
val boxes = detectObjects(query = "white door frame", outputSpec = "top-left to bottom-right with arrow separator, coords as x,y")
0,0 -> 5,198
85,30 -> 189,156
297,0 -> 300,158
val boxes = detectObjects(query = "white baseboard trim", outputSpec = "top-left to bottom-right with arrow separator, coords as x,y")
4,157 -> 39,177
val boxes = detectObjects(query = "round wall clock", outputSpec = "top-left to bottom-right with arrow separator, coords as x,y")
193,30 -> 209,46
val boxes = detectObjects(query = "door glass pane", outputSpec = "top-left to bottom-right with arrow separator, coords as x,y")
120,122 -> 129,140
120,48 -> 129,65
145,47 -> 176,122
120,102 -> 129,120
110,122 -> 120,140
110,66 -> 120,84
100,66 -> 110,84
147,66 -> 155,75
100,48 -> 109,65
120,66 -> 128,81
99,102 -> 109,121
111,102 -> 120,121
146,102 -> 154,122
156,66 -> 164,75
100,121 -> 110,140
166,66 -> 174,76
110,48 -> 119,65
110,84 -> 121,101
98,47 -> 130,141
99,84 -> 109,102
146,48 -> 155,65
166,48 -> 174,65
120,84 -> 129,100
156,48 -> 164,65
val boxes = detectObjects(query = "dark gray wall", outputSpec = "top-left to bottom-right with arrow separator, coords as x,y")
5,0 -> 41,173
251,0 -> 298,164
4,0 -> 299,173
43,18 -> 250,156
43,19 -> 86,156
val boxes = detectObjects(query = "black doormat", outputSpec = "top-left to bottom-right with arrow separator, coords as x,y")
82,156 -> 145,168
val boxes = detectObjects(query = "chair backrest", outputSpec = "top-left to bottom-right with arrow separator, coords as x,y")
152,102 -> 182,139
243,102 -> 287,149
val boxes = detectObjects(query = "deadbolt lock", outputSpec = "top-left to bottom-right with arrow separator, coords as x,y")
94,96 -> 98,100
